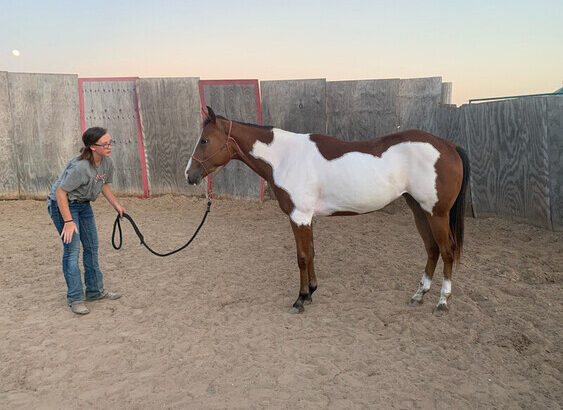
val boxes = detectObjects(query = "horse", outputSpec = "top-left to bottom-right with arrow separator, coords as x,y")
185,106 -> 470,315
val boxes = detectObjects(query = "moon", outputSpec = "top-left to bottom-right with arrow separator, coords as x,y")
12,49 -> 20,57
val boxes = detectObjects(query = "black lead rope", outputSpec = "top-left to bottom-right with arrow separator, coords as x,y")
112,200 -> 212,257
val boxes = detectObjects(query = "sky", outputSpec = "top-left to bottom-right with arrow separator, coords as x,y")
1,0 -> 562,106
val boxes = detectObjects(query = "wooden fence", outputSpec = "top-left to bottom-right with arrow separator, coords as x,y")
0,71 -> 561,230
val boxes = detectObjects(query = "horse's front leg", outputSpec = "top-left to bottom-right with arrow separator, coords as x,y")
289,220 -> 315,313
305,222 -> 317,305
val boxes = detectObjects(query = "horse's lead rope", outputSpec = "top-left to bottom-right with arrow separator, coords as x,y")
111,200 -> 212,257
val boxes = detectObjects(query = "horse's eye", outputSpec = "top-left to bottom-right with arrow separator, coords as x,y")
200,139 -> 208,145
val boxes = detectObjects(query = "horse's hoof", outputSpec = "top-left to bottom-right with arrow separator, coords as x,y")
288,306 -> 304,314
432,303 -> 449,316
303,295 -> 313,305
409,297 -> 423,306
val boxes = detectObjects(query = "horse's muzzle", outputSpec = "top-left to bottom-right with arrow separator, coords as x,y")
185,158 -> 201,185
186,173 -> 201,186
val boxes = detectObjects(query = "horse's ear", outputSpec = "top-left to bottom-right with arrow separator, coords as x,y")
206,106 -> 216,124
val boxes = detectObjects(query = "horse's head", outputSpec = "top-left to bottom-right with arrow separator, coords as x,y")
185,106 -> 232,185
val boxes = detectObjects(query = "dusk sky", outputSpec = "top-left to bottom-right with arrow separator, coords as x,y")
1,0 -> 562,106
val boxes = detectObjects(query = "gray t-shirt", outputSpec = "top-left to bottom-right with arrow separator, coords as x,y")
48,156 -> 114,202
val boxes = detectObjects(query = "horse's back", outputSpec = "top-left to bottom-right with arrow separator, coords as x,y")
310,129 -> 459,160
372,129 -> 458,155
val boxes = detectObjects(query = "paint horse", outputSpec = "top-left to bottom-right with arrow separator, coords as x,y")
186,107 -> 470,315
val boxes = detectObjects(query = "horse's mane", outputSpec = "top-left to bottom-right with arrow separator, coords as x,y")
204,115 -> 273,130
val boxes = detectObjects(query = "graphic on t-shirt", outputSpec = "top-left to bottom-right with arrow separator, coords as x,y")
95,173 -> 107,183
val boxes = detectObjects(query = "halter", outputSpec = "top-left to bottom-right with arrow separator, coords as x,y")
191,120 -> 250,178
191,120 -> 232,177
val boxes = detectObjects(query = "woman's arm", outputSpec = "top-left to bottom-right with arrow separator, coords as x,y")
102,184 -> 125,216
55,186 -> 79,243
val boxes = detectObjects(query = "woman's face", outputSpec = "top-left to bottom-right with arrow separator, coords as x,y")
91,133 -> 113,157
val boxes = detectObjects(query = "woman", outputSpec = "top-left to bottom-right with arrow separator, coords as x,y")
47,127 -> 125,315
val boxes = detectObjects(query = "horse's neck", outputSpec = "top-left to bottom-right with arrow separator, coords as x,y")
228,121 -> 271,179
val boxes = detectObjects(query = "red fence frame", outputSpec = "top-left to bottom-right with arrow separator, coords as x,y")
198,79 -> 264,201
78,77 -> 263,201
78,77 -> 149,198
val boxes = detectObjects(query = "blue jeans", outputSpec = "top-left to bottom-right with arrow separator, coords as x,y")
48,200 -> 105,304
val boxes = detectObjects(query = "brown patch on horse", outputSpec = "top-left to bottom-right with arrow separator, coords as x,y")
230,120 -> 274,152
310,130 -> 457,160
430,139 -> 464,218
270,184 -> 295,216
309,133 -> 381,159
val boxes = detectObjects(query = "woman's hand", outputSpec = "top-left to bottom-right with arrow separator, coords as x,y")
102,184 -> 124,216
114,203 -> 125,217
61,221 -> 78,243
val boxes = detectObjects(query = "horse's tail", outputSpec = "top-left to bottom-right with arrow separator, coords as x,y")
450,146 -> 470,266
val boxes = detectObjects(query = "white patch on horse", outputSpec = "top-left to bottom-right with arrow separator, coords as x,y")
438,279 -> 452,305
412,272 -> 432,302
250,129 -> 440,226
185,139 -> 201,180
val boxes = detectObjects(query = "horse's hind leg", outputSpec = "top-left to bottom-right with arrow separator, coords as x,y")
404,194 -> 440,306
305,223 -> 317,305
426,214 -> 455,315
289,220 -> 315,313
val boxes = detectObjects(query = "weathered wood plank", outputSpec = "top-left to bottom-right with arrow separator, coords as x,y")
202,83 -> 261,198
398,77 -> 441,132
546,96 -> 563,231
9,73 -> 80,198
261,79 -> 326,134
137,78 -> 204,196
432,104 -> 466,147
440,82 -> 453,105
0,72 -> 19,198
521,98 -> 551,229
81,80 -> 144,195
326,79 -> 400,141
465,98 -> 550,228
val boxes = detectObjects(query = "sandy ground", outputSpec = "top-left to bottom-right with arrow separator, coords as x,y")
0,195 -> 561,409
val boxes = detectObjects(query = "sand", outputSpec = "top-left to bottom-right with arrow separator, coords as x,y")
1,195 -> 561,409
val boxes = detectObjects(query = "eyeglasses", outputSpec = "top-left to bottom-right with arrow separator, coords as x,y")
93,141 -> 114,148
